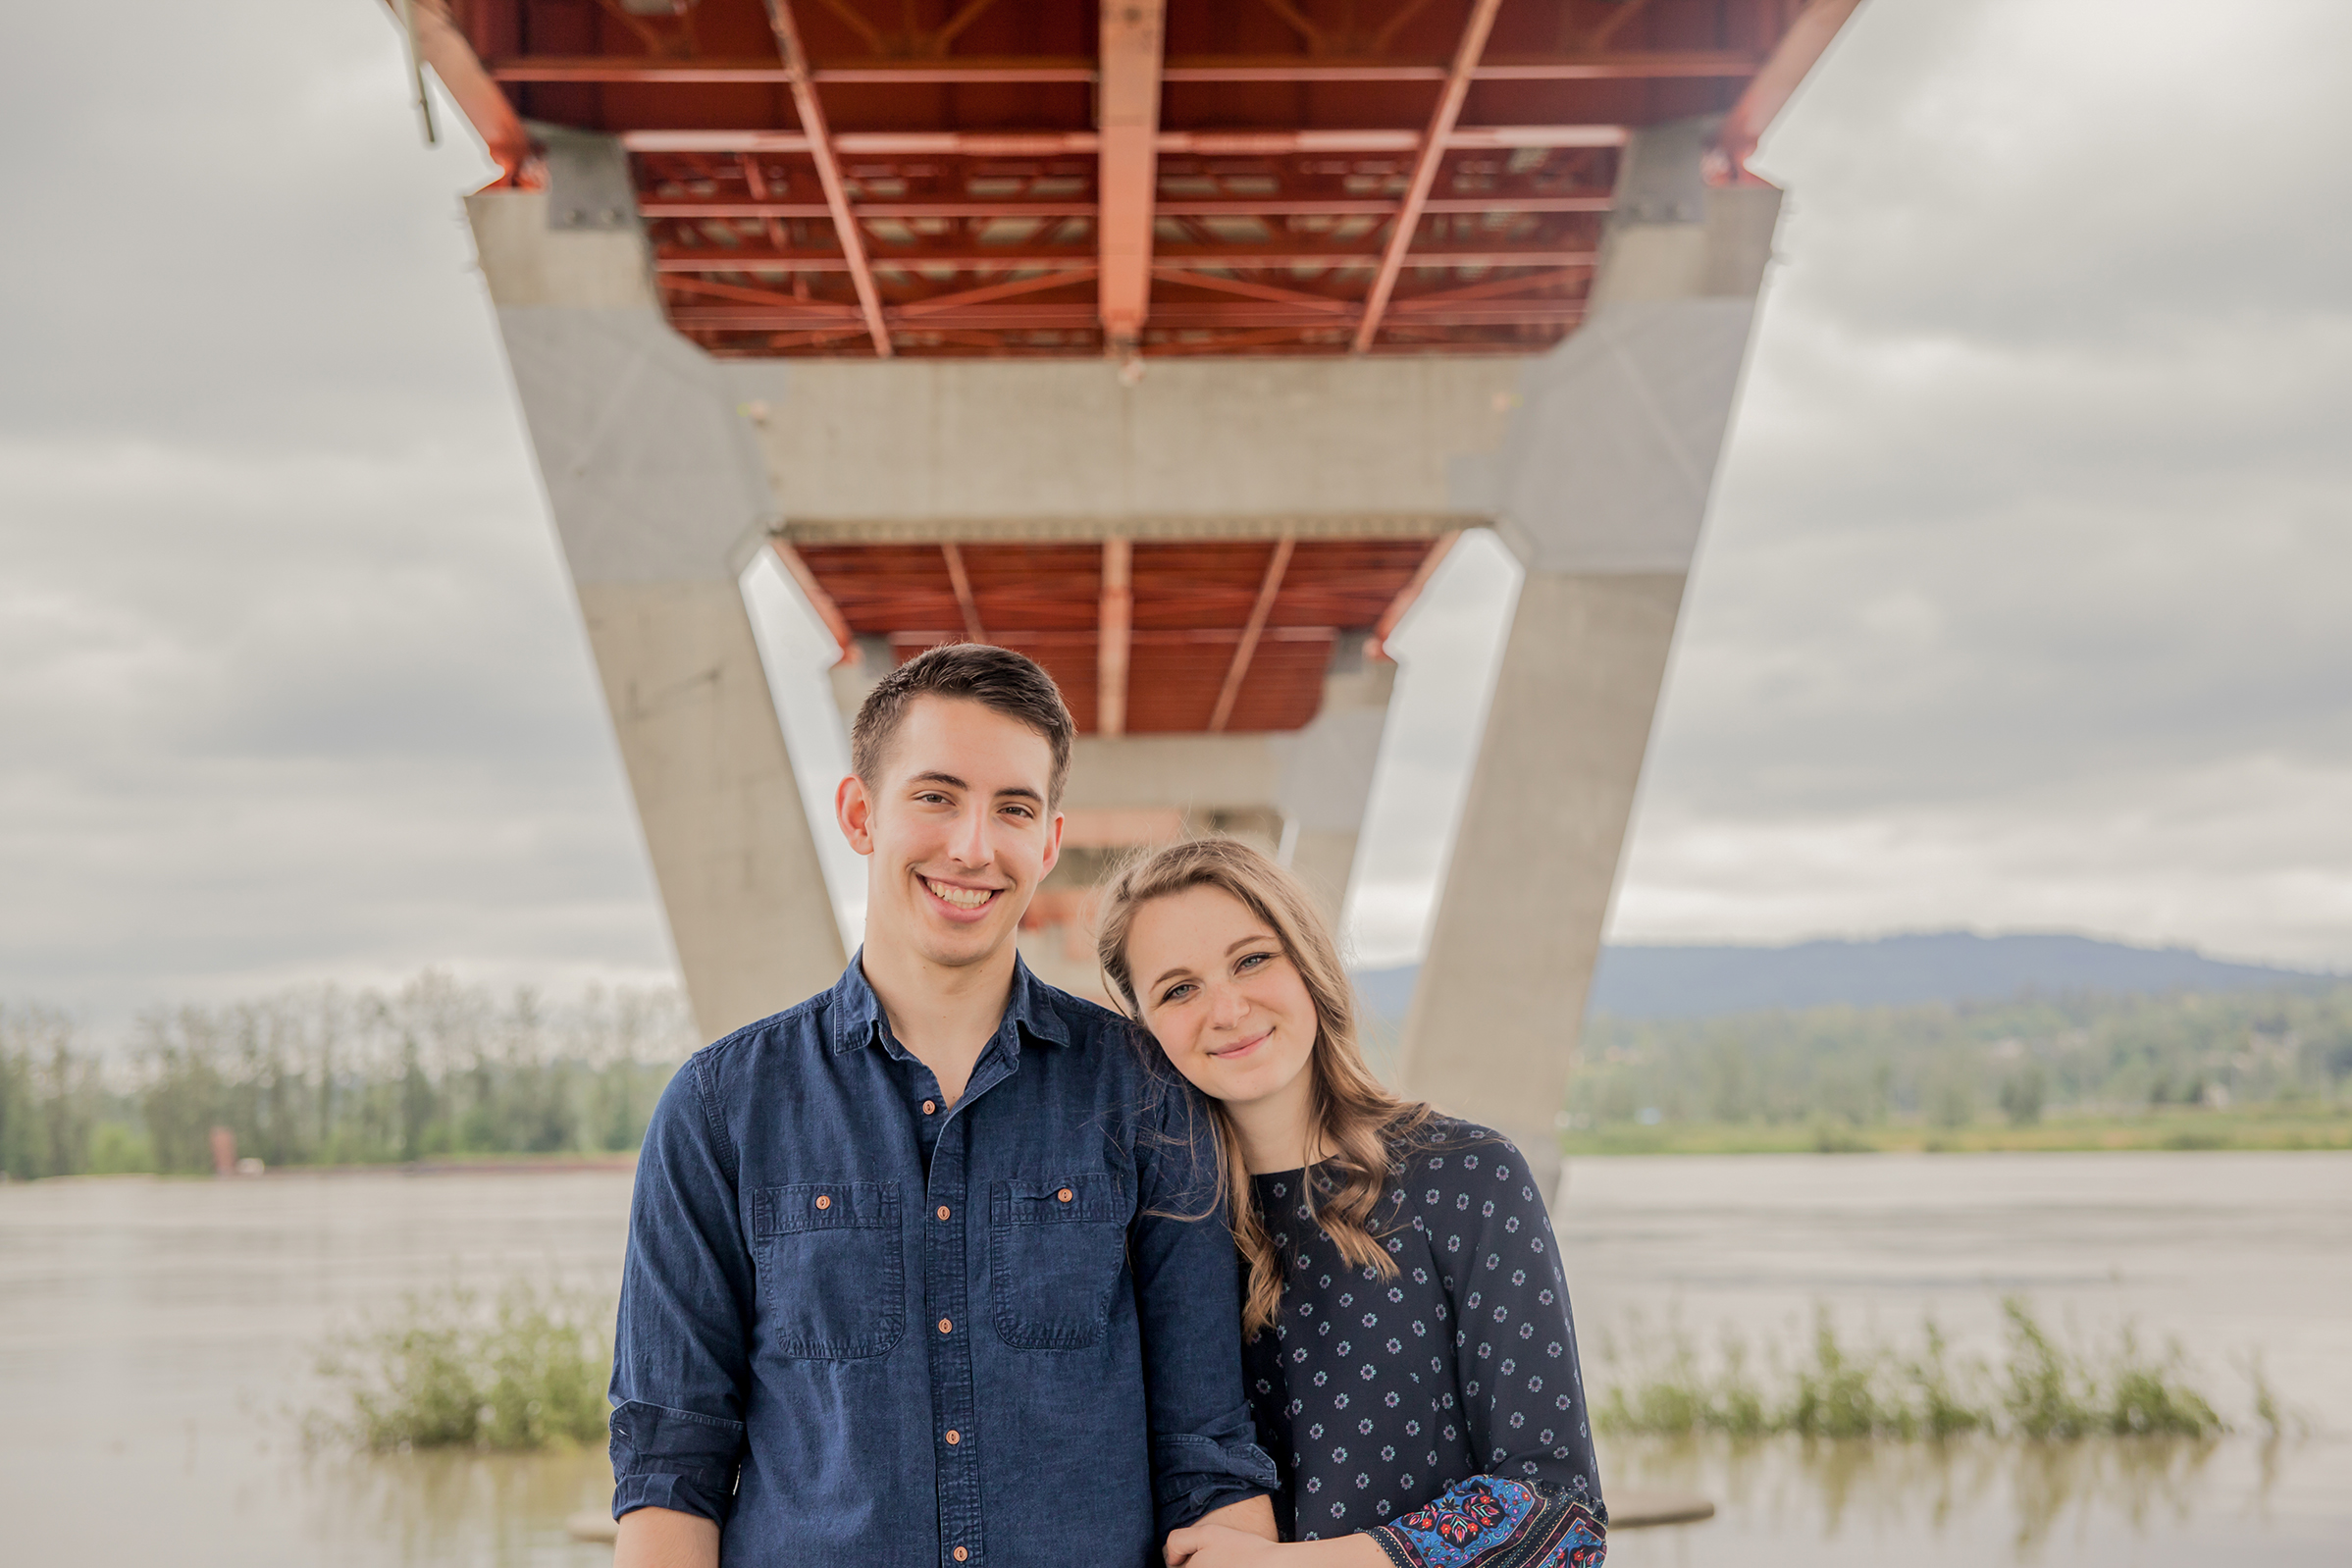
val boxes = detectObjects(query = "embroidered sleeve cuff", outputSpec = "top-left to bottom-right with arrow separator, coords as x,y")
1365,1476 -> 1607,1568
1150,1415 -> 1281,1534
608,1399 -> 746,1526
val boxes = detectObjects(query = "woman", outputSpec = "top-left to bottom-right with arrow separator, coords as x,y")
1095,838 -> 1606,1568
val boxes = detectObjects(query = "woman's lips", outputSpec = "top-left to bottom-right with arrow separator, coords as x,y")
1208,1027 -> 1273,1061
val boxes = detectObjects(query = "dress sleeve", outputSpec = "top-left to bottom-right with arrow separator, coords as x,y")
1370,1134 -> 1606,1566
607,1050 -> 754,1525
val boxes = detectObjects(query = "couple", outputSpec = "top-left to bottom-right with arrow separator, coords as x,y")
609,644 -> 1605,1568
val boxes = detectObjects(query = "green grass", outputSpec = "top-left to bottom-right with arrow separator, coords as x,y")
309,1282 -> 611,1452
1560,1106 -> 2352,1157
1594,1299 -> 2240,1442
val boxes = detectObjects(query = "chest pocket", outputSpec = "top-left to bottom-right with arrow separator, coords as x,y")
753,1181 -> 903,1361
989,1171 -> 1127,1350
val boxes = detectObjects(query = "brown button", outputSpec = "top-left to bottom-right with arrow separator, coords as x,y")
921,1099 -> 937,1115
936,1205 -> 951,1222
938,1318 -> 953,1334
1057,1187 -> 1073,1203
813,1194 -> 830,1211
953,1548 -> 968,1561
945,1430 -> 961,1445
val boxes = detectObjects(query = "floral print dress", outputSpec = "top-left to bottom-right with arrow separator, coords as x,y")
1241,1122 -> 1606,1567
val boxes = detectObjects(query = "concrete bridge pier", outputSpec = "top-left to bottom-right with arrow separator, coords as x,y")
1397,119 -> 1783,1176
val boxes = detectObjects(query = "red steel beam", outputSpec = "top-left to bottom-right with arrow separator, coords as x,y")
1097,538 -> 1132,738
670,301 -> 1586,330
391,0 -> 536,186
772,543 -> 855,663
1717,0 -> 1863,178
1365,532 -> 1457,661
1208,536 -> 1296,733
623,127 -> 1624,156
940,544 -> 986,641
1097,0 -> 1167,354
759,0 -> 891,356
1355,0 -> 1505,353
643,194 -> 1608,222
487,52 -> 1761,87
656,246 -> 1599,273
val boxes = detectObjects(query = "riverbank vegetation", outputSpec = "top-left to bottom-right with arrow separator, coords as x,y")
1592,1298 -> 2274,1441
309,1282 -> 610,1451
0,974 -> 691,1179
1564,983 -> 2352,1155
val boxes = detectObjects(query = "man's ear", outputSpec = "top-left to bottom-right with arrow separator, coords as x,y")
836,773 -> 875,856
1040,809 -> 1065,878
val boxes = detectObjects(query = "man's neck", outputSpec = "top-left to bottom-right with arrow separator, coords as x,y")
859,936 -> 1019,1107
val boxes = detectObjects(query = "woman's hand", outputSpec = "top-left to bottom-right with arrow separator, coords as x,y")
1164,1525 -> 1390,1568
1164,1523 -> 1289,1568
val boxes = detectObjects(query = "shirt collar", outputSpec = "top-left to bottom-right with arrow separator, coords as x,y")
826,949 -> 1073,1055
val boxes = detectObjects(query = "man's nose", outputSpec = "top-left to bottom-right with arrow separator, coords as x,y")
949,803 -> 992,866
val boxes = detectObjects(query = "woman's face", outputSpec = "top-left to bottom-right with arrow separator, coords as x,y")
1124,883 -> 1319,1114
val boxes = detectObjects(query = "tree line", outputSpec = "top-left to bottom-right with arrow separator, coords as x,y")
1567,982 -> 2352,1130
0,973 -> 694,1180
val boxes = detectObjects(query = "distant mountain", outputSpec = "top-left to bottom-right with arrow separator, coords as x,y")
1351,931 -> 2333,1025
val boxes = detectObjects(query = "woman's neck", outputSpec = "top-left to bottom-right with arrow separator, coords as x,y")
1226,1069 -> 1321,1175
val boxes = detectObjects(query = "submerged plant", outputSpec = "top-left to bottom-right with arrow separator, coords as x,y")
311,1281 -> 611,1452
1595,1296 -> 2234,1443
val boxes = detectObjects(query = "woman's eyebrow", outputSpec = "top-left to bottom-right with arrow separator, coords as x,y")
1225,932 -> 1279,955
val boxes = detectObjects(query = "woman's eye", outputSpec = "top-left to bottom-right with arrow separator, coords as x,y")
1236,952 -> 1270,972
1161,982 -> 1195,1005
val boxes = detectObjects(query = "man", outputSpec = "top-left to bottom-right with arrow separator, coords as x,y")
609,643 -> 1280,1567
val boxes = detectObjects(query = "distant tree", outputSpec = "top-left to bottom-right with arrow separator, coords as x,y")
1999,1064 -> 2048,1127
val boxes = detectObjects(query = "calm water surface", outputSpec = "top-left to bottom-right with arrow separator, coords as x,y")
1,1151 -> 2343,1564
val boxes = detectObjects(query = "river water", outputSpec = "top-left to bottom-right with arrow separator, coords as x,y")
1,1151 -> 2343,1564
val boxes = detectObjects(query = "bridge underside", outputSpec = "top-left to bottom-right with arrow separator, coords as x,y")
404,0 -> 1857,1174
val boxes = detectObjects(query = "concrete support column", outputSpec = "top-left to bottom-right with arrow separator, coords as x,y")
1400,118 -> 1783,1172
467,129 -> 844,1041
1271,635 -> 1396,917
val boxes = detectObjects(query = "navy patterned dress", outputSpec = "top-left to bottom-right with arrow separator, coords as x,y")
1241,1121 -> 1606,1567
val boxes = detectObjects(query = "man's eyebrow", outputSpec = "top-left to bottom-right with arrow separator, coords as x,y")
907,771 -> 967,791
992,785 -> 1045,805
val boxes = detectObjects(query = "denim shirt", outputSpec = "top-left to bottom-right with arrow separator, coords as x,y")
609,956 -> 1278,1567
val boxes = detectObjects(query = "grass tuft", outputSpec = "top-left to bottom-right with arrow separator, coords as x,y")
310,1281 -> 611,1452
1597,1297 -> 2230,1442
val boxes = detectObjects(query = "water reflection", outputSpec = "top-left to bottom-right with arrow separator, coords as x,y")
295,1446 -> 609,1568
1602,1432 -> 2335,1567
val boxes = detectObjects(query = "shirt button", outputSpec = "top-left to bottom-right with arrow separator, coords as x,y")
954,1548 -> 968,1561
922,1099 -> 937,1115
813,1194 -> 830,1211
938,1318 -> 953,1334
945,1430 -> 961,1445
1057,1187 -> 1073,1203
937,1205 -> 951,1221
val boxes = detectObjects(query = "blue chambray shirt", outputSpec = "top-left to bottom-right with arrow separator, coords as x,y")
609,955 -> 1278,1567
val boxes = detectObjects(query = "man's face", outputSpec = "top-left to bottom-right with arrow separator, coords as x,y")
837,695 -> 1063,972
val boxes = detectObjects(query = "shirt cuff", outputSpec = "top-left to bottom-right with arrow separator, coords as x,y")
609,1399 -> 746,1526
1151,1406 -> 1281,1536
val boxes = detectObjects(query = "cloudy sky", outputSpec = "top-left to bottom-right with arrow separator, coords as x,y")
3,0 -> 2348,1025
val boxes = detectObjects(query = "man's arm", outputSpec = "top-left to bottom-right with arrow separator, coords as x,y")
608,1054 -> 756,1534
614,1507 -> 720,1568
1129,1076 -> 1281,1536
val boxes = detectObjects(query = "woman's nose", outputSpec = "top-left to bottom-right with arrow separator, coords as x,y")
1206,984 -> 1248,1027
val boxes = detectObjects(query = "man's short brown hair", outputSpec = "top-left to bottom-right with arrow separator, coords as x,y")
851,642 -> 1076,807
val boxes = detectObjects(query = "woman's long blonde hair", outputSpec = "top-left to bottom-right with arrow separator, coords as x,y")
1095,837 -> 1433,1336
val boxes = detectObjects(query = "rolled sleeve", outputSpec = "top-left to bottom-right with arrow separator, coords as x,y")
1129,1068 -> 1279,1534
610,1399 -> 748,1524
609,1052 -> 756,1525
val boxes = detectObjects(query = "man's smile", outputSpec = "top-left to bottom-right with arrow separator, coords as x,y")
921,875 -> 1004,913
